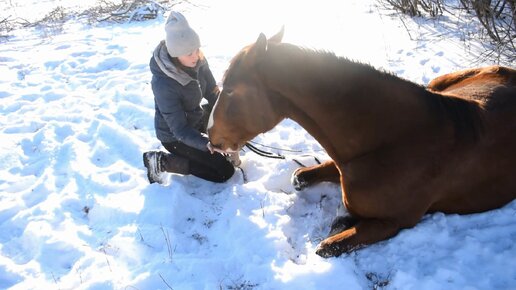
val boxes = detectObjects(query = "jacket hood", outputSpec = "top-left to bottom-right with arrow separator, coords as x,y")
152,40 -> 205,86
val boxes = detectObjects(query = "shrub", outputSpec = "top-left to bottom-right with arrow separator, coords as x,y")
380,0 -> 515,62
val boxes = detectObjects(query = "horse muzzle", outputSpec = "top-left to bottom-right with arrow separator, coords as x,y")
208,140 -> 242,153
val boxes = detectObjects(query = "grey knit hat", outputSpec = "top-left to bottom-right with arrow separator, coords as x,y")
164,11 -> 201,57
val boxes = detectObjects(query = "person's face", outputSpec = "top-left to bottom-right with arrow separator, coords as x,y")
178,49 -> 200,68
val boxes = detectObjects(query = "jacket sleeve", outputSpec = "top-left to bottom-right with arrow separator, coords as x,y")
152,77 -> 210,151
201,62 -> 220,108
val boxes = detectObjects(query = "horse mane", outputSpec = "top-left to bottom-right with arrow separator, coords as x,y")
260,43 -> 485,143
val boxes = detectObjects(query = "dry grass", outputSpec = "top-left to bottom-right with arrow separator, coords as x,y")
80,0 -> 171,24
0,0 -> 183,39
380,0 -> 515,62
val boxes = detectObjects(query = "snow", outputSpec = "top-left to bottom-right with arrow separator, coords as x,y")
1,0 -> 515,289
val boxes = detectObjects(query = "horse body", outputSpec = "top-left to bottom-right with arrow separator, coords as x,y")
426,65 -> 516,213
208,29 -> 516,257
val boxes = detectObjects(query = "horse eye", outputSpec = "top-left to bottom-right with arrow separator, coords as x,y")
224,89 -> 234,96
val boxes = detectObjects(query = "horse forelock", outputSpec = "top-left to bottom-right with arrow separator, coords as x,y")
222,48 -> 247,85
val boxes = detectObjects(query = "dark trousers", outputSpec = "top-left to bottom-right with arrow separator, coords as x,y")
162,141 -> 235,183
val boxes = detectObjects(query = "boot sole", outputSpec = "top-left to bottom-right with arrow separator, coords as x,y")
142,152 -> 156,184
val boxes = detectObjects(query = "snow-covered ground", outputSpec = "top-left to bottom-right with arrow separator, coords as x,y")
0,0 -> 515,289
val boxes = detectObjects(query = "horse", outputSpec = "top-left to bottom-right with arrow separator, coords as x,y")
207,28 -> 516,258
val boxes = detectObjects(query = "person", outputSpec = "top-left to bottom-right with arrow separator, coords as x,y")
143,11 -> 239,184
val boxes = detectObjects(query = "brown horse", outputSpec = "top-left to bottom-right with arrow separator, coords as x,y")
207,29 -> 516,258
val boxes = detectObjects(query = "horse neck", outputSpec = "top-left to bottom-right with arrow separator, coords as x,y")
260,54 -> 443,162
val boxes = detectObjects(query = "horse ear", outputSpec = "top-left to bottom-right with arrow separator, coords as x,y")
247,33 -> 268,61
268,26 -> 284,44
255,33 -> 268,51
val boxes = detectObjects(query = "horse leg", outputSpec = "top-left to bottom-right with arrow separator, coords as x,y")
315,218 -> 402,258
291,160 -> 340,190
327,215 -> 358,236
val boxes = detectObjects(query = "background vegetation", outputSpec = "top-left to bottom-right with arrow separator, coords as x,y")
381,0 -> 515,61
1,0 -> 514,62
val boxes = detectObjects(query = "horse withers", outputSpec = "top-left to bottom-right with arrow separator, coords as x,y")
207,28 -> 516,258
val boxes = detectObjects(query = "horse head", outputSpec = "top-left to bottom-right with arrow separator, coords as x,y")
207,28 -> 285,152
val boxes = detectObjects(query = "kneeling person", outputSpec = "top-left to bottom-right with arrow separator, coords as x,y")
143,11 -> 238,184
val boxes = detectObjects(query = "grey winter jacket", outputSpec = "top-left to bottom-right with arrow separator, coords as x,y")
150,41 -> 219,151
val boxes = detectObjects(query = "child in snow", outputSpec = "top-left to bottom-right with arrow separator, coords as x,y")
143,11 -> 239,184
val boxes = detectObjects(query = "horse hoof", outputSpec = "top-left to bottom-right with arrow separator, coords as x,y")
291,175 -> 308,191
291,173 -> 308,191
315,242 -> 341,258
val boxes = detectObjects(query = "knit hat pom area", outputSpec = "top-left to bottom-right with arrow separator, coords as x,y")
165,11 -> 201,57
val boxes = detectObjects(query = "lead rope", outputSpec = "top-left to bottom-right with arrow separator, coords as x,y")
231,141 -> 323,183
245,142 -> 286,159
243,141 -> 322,175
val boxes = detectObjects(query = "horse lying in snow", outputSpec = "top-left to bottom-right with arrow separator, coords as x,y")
207,28 -> 516,258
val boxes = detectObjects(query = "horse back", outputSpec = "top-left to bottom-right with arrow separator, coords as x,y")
344,66 -> 516,217
427,65 -> 516,108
